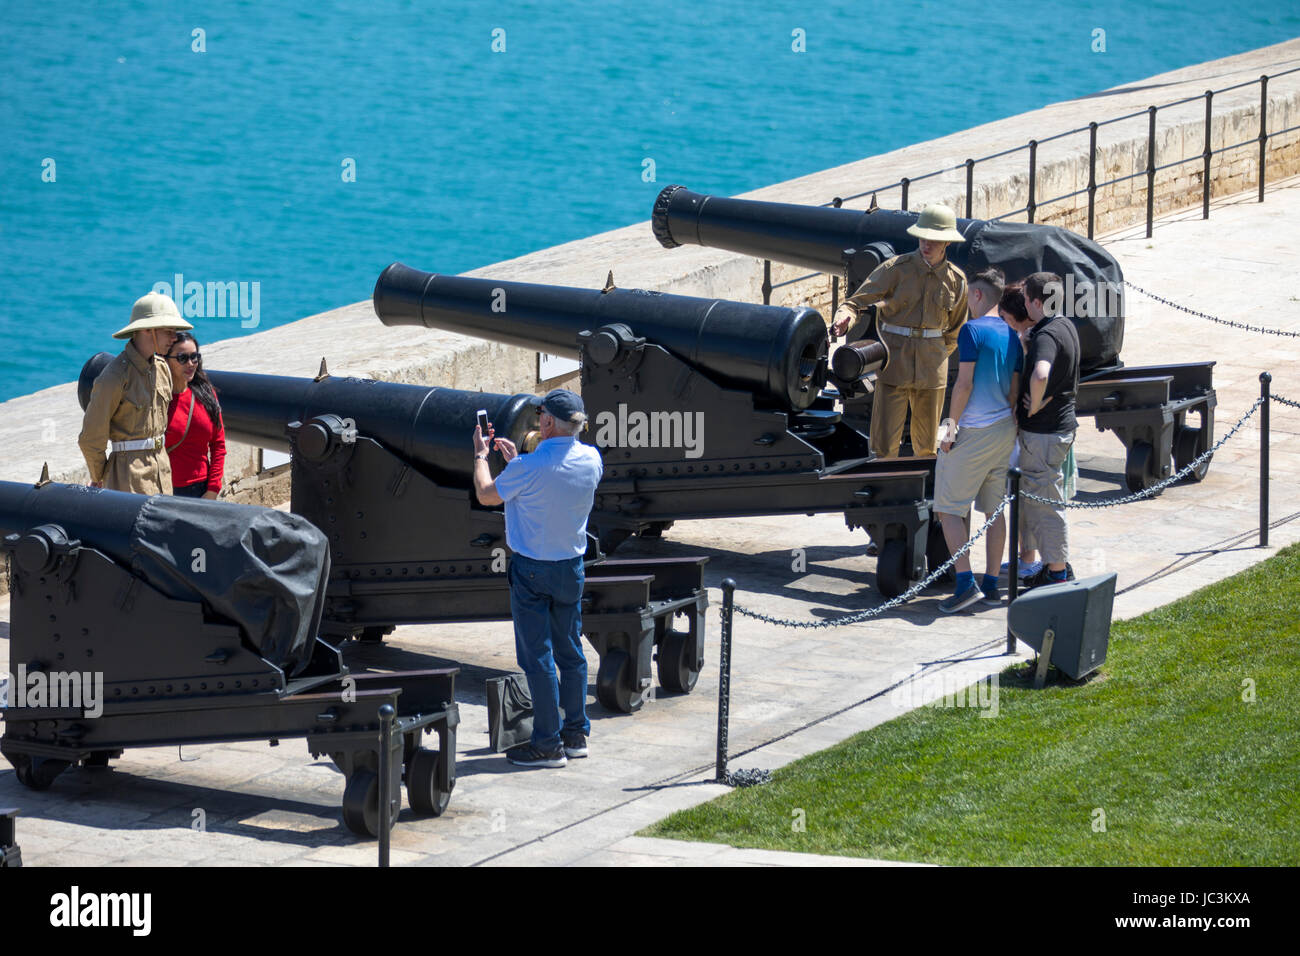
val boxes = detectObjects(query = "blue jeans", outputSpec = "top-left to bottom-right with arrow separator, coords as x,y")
508,553 -> 589,750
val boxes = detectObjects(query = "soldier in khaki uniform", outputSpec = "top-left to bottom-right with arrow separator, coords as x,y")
831,204 -> 969,458
79,293 -> 193,495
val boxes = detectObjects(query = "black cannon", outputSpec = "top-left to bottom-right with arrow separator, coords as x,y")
653,185 -> 1217,492
0,478 -> 459,837
373,264 -> 939,599
78,355 -> 709,714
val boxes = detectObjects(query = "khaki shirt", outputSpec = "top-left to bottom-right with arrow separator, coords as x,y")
78,343 -> 174,495
839,250 -> 968,389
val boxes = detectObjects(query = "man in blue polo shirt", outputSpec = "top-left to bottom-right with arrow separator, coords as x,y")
933,267 -> 1024,613
473,388 -> 604,768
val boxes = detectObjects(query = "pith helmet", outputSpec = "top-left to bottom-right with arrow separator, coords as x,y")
113,292 -> 193,340
905,204 -> 966,243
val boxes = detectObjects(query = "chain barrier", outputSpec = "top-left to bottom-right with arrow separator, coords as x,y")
1125,281 -> 1300,338
733,495 -> 1010,629
1021,398 -> 1263,509
732,387 -> 1282,629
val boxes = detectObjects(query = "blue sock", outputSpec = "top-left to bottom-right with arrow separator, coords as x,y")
955,571 -> 975,596
981,574 -> 998,596
1048,567 -> 1067,582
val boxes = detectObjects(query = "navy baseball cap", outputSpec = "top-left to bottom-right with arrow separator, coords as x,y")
530,388 -> 586,422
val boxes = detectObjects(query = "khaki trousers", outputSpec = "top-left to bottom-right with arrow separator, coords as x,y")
869,383 -> 946,458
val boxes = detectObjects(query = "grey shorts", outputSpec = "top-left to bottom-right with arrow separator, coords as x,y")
933,415 -> 1018,517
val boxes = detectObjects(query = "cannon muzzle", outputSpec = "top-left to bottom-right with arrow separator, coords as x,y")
374,262 -> 830,411
80,353 -> 539,488
653,184 -> 1124,374
830,338 -> 890,397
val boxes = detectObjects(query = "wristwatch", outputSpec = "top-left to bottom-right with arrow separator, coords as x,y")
474,453 -> 488,461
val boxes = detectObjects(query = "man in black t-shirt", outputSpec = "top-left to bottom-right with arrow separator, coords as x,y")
1016,271 -> 1081,587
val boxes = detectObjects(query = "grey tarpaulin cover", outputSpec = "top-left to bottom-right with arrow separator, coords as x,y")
130,496 -> 330,675
962,220 -> 1125,373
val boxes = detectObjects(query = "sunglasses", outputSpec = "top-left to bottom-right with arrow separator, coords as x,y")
167,353 -> 202,365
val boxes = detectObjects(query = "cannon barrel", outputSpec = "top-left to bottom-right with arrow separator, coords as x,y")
652,184 -> 1124,374
0,479 -> 329,674
79,353 -> 539,488
373,262 -> 830,411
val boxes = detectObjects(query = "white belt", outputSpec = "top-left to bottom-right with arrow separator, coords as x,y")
110,436 -> 164,453
880,321 -> 943,339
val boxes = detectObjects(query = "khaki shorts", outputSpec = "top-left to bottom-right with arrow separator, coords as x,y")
933,415 -> 1017,517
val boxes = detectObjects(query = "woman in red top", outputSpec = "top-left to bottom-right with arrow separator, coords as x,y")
164,332 -> 226,499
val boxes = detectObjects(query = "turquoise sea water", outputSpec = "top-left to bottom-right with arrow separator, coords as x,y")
1,0 -> 1297,402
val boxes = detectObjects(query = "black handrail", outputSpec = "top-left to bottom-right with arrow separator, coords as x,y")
759,67 -> 1298,305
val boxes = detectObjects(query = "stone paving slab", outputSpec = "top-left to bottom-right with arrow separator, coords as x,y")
2,179 -> 1300,866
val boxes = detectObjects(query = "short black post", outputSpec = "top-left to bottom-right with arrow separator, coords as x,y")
762,260 -> 772,306
1203,89 -> 1214,219
1027,140 -> 1038,223
965,158 -> 975,219
1087,122 -> 1098,239
715,578 -> 736,783
1258,74 -> 1269,203
378,703 -> 395,867
1146,106 -> 1157,238
900,177 -> 910,212
1260,372 -> 1271,548
1006,468 -> 1021,654
831,275 -> 840,318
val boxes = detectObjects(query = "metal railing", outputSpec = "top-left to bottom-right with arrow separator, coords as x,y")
763,67 -> 1300,306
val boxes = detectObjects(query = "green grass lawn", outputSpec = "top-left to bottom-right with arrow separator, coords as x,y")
643,543 -> 1300,865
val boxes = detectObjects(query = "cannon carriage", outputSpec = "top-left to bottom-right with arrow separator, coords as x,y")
373,264 -> 938,598
0,479 -> 458,837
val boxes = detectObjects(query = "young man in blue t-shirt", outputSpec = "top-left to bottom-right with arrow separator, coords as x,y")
933,268 -> 1024,613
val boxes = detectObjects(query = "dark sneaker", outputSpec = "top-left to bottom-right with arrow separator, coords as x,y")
939,583 -> 982,614
1025,564 -> 1076,590
506,742 -> 566,768
981,584 -> 1001,606
562,731 -> 588,759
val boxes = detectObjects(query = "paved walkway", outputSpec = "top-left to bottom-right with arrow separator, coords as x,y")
2,179 -> 1298,866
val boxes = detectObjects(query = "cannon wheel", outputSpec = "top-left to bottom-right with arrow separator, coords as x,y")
1174,427 -> 1211,482
341,769 -> 399,838
876,539 -> 910,599
596,648 -> 644,714
12,754 -> 70,791
1124,442 -> 1157,493
405,748 -> 452,817
656,628 -> 699,694
926,520 -> 955,586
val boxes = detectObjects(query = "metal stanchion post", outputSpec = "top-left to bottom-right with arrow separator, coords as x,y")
378,703 -> 394,867
1006,469 -> 1021,654
1260,372 -> 1271,548
715,578 -> 736,784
